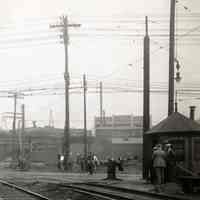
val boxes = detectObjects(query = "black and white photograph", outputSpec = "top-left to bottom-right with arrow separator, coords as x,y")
0,0 -> 199,199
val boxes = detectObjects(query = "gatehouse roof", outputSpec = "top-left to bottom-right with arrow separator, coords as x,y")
147,112 -> 200,135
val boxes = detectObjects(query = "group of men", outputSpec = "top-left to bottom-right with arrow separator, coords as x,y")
81,152 -> 99,174
151,142 -> 176,192
106,157 -> 124,180
57,152 -> 99,174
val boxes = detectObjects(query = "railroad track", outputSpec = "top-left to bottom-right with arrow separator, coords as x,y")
0,178 -> 192,200
59,182 -> 192,200
0,179 -> 51,200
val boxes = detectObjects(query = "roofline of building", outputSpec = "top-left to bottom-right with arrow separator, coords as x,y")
95,127 -> 142,130
146,130 -> 200,135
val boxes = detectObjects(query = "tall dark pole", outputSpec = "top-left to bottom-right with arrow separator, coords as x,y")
100,82 -> 103,126
168,0 -> 176,116
12,93 -> 17,163
83,74 -> 87,159
143,16 -> 150,179
21,104 -> 25,133
50,17 -> 81,170
13,93 -> 17,136
21,104 -> 25,155
63,16 -> 70,170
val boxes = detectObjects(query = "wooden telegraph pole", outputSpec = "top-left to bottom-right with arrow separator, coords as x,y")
9,92 -> 24,166
21,104 -> 25,155
12,93 -> 17,165
83,74 -> 88,160
13,93 -> 17,136
50,16 -> 81,170
100,82 -> 103,126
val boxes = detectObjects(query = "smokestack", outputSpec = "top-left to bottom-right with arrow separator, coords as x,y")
189,106 -> 196,120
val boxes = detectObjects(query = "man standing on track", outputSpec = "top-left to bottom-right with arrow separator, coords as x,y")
152,144 -> 166,192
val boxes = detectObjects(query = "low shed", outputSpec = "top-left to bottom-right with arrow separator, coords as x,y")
146,111 -> 200,173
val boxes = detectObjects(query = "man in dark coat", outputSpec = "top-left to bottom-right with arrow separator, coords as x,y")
166,144 -> 176,182
105,158 -> 121,180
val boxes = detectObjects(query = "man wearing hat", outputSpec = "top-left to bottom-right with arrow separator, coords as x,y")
152,144 -> 167,192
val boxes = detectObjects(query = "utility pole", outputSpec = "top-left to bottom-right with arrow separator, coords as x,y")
9,92 -> 24,167
11,93 -> 17,165
50,16 -> 81,170
102,110 -> 106,126
13,93 -> 17,135
83,74 -> 87,160
63,16 -> 70,170
143,16 -> 150,179
168,0 -> 176,116
21,104 -> 25,155
21,104 -> 25,133
100,82 -> 103,126
17,120 -> 22,156
48,109 -> 54,128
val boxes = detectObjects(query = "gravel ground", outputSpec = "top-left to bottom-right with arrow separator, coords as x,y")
0,166 -> 199,200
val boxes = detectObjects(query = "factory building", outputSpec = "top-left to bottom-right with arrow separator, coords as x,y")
92,114 -> 150,160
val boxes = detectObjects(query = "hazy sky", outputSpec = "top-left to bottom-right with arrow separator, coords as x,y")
0,0 -> 200,129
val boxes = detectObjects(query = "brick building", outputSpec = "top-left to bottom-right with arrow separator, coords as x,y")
92,114 -> 150,160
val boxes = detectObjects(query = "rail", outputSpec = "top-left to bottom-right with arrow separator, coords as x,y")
60,182 -> 192,200
0,179 -> 51,200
